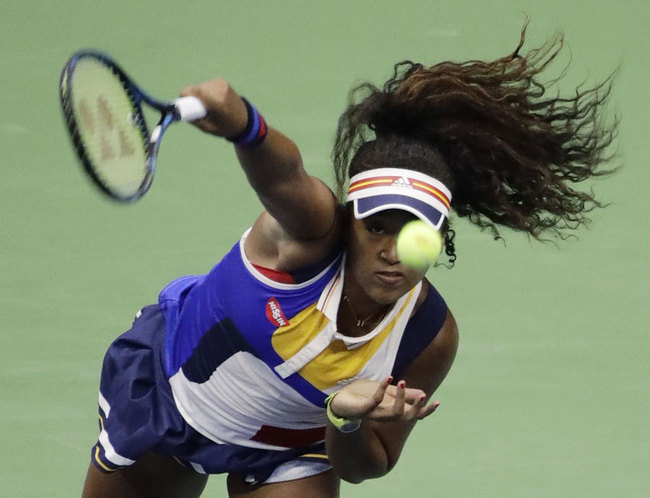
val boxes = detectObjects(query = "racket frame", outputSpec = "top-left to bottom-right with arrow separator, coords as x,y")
60,50 -> 188,202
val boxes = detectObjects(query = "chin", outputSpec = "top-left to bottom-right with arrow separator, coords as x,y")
368,285 -> 413,306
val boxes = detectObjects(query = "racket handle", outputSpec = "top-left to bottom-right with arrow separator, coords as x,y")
174,96 -> 207,121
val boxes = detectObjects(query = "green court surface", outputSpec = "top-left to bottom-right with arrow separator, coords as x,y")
1,1 -> 649,496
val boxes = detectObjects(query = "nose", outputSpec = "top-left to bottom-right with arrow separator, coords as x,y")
380,235 -> 400,264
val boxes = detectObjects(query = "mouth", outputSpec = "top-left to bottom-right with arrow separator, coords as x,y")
375,270 -> 405,285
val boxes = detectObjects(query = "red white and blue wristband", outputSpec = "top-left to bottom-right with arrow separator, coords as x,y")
227,97 -> 268,148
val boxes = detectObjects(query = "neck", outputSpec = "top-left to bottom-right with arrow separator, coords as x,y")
337,283 -> 390,336
337,261 -> 391,335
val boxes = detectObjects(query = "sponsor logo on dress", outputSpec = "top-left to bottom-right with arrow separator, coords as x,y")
266,298 -> 289,327
336,376 -> 358,388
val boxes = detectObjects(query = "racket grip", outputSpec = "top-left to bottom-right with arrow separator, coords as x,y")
174,96 -> 207,121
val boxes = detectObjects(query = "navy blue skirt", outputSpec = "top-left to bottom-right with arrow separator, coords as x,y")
91,305 -> 326,483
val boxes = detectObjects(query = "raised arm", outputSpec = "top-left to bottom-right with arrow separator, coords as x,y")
180,79 -> 341,269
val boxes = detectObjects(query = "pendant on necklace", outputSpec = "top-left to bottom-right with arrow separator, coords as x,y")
343,295 -> 383,329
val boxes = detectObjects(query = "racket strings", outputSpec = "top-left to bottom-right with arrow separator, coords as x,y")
65,56 -> 150,199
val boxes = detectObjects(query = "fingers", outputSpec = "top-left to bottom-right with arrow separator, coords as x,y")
335,377 -> 441,422
391,380 -> 406,416
178,79 -> 247,137
405,396 -> 440,421
387,379 -> 440,422
372,376 -> 393,405
421,400 -> 441,418
179,78 -> 231,104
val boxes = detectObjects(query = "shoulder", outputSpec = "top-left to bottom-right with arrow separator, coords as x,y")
245,204 -> 345,272
393,281 -> 459,395
391,280 -> 449,376
401,310 -> 458,397
411,279 -> 447,321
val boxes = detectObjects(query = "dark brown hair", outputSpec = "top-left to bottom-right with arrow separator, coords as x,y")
333,23 -> 618,262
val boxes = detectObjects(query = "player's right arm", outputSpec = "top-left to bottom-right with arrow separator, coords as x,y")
180,79 -> 341,269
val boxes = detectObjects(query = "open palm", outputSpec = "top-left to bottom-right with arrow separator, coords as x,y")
330,377 -> 440,422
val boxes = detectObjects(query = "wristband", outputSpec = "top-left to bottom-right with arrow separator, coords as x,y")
325,392 -> 362,433
226,97 -> 268,148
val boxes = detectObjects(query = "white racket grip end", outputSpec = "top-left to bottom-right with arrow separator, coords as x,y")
174,96 -> 207,121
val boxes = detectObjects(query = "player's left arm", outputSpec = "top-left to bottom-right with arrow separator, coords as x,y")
326,308 -> 459,483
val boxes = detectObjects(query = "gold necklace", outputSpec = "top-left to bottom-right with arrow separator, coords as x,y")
342,295 -> 387,328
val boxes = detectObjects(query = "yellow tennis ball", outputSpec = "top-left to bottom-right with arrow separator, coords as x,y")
396,220 -> 443,270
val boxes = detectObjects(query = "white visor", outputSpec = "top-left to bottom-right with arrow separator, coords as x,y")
347,168 -> 452,231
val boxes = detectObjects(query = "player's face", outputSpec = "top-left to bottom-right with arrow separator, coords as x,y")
345,209 -> 428,306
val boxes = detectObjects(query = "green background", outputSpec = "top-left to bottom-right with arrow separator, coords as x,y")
1,1 -> 648,496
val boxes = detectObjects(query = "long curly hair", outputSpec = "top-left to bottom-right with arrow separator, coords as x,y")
333,22 -> 618,263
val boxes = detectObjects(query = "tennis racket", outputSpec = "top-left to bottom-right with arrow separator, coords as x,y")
59,50 -> 207,202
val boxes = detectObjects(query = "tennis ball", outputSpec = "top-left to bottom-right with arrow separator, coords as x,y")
396,220 -> 443,270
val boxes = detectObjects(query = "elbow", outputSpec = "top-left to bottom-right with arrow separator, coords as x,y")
333,459 -> 392,484
326,424 -> 400,483
338,472 -> 365,485
337,471 -> 382,485
341,475 -> 367,485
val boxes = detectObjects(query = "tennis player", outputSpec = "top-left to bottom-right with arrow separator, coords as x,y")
81,26 -> 617,497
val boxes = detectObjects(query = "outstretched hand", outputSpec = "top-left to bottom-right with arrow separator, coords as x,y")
179,78 -> 248,138
330,377 -> 440,423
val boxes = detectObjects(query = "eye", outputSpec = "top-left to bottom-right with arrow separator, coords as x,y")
364,219 -> 386,234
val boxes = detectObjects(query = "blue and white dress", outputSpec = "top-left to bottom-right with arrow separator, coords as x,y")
92,229 -> 447,483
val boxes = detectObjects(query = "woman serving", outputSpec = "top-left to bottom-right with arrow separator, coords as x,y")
82,25 -> 617,497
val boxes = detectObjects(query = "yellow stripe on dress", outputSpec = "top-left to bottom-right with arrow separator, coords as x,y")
94,445 -> 116,472
301,453 -> 329,460
320,272 -> 341,311
272,287 -> 417,390
94,414 -> 117,472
